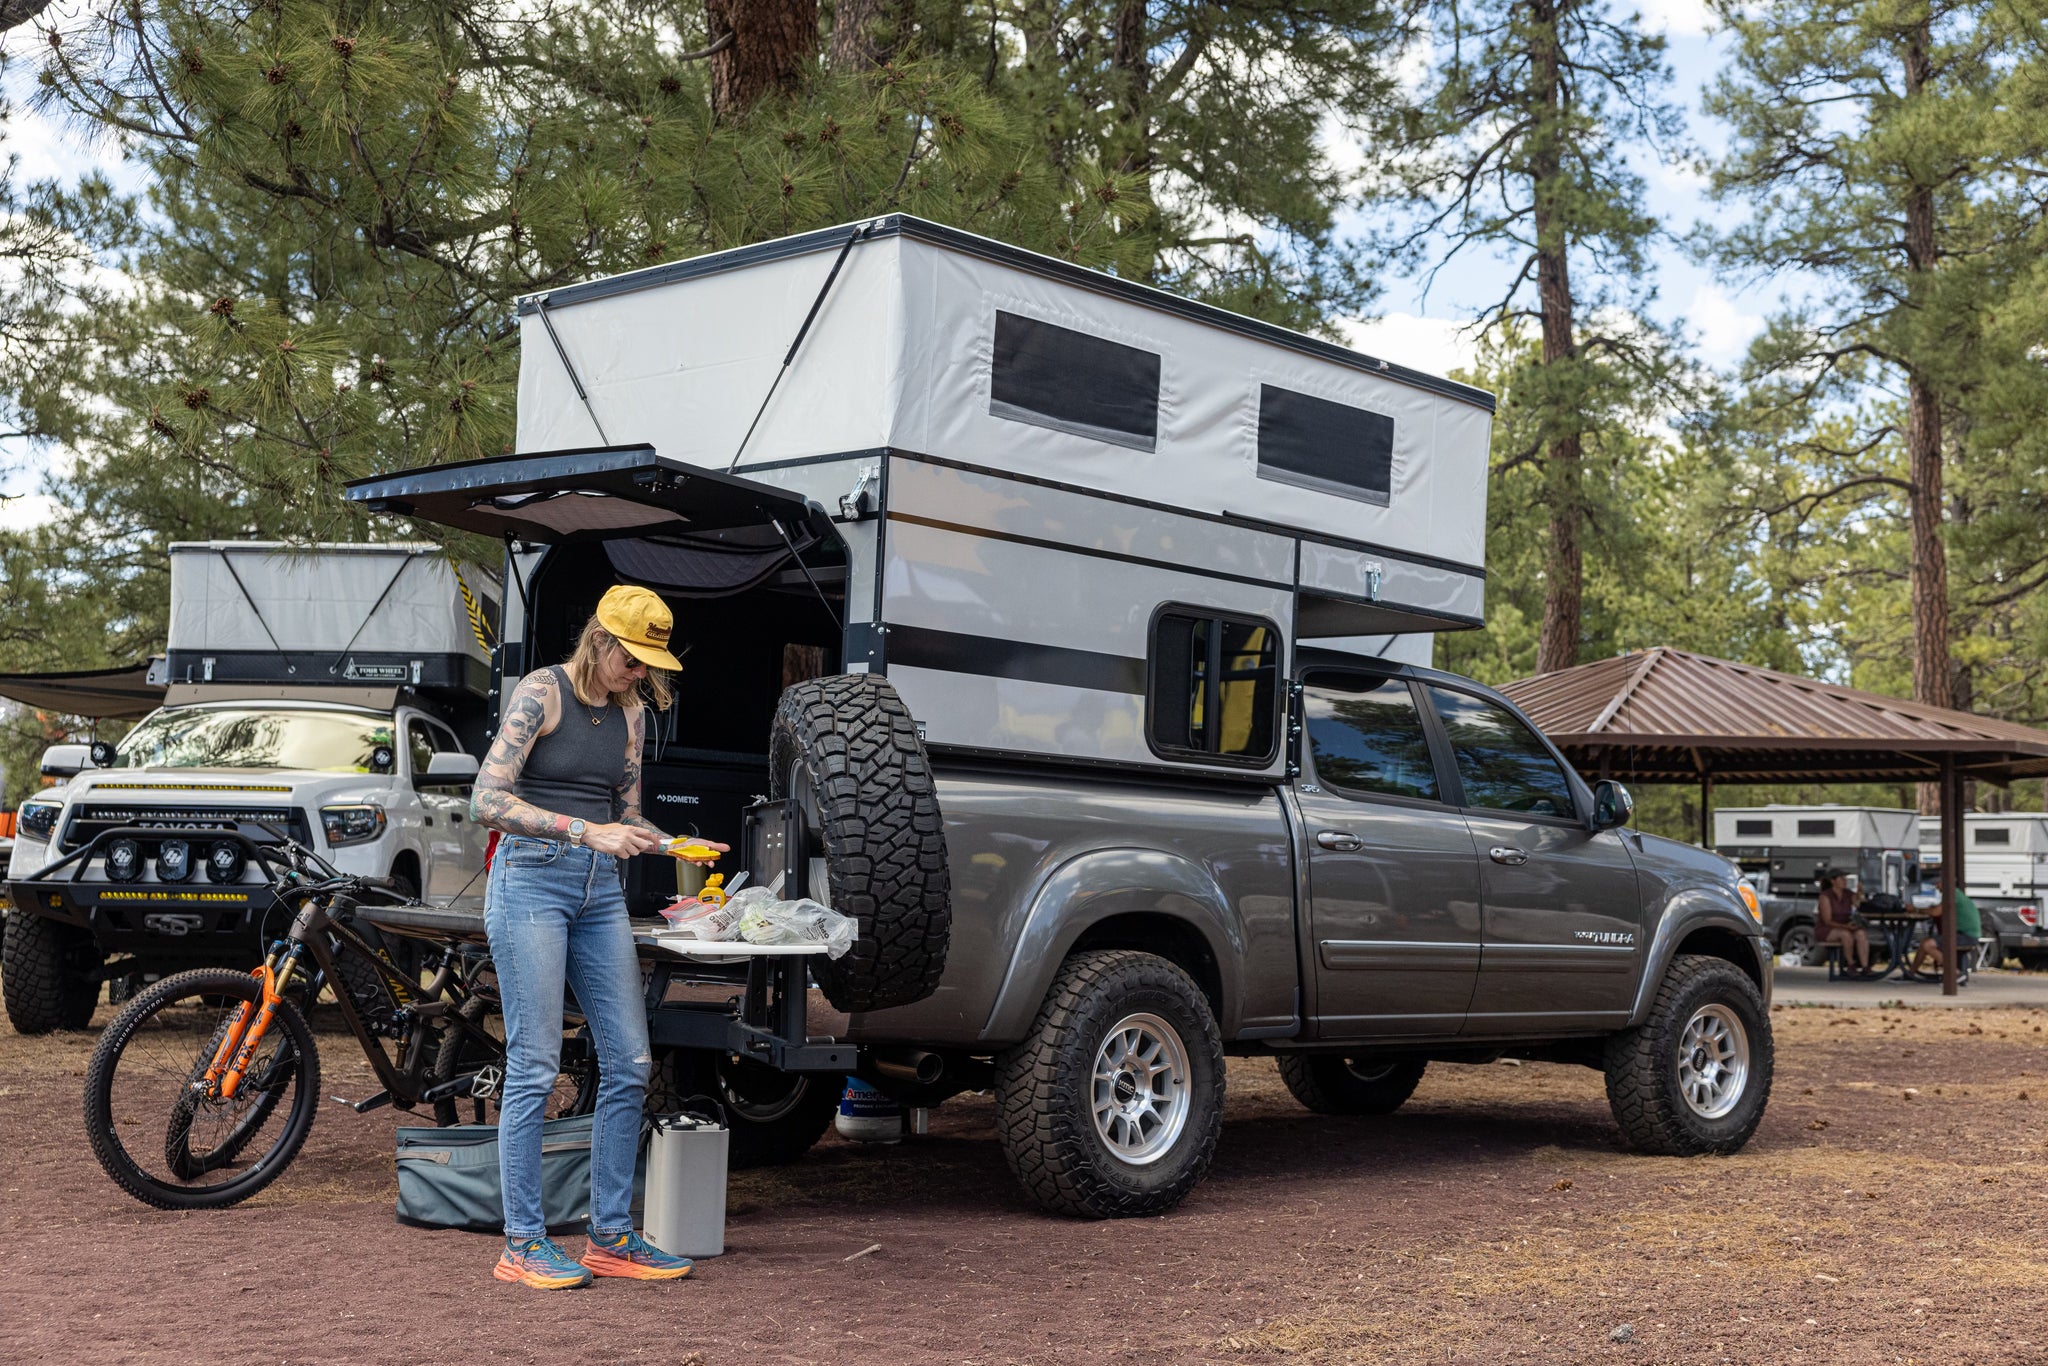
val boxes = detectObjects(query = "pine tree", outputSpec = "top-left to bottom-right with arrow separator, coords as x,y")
1361,0 -> 1685,672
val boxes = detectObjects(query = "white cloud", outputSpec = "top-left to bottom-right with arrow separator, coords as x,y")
0,489 -> 60,533
1683,282 -> 1765,369
1339,311 -> 1483,381
1633,0 -> 1715,37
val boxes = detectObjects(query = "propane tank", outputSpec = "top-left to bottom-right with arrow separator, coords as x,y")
835,1077 -> 903,1144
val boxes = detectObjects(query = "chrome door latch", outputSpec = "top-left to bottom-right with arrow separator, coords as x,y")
1316,830 -> 1363,852
1489,846 -> 1530,866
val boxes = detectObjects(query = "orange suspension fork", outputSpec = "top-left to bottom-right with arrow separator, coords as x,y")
203,961 -> 290,1100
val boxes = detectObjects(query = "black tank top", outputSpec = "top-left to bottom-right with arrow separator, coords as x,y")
512,665 -> 628,825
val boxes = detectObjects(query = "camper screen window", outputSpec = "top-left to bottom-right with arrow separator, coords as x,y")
990,311 -> 1160,451
1798,818 -> 1837,837
1975,827 -> 2013,846
1736,819 -> 1772,837
1149,611 -> 1279,764
1256,385 -> 1395,505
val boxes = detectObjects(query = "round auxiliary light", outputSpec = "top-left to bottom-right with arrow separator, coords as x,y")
206,840 -> 246,885
156,838 -> 193,883
104,838 -> 143,883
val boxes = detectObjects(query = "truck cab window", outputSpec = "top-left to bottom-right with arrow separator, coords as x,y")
1303,675 -> 1439,802
1426,686 -> 1575,818
1149,611 -> 1279,763
406,719 -> 440,775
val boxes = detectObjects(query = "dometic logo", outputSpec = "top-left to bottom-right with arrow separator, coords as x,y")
654,792 -> 701,806
1574,930 -> 1635,946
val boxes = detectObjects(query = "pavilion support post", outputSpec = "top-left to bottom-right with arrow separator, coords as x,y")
1941,756 -> 1958,996
1699,774 -> 1713,849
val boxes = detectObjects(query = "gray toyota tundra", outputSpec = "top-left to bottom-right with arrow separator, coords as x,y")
345,215 -> 1774,1219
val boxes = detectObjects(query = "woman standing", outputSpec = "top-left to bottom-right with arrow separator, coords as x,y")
471,585 -> 724,1290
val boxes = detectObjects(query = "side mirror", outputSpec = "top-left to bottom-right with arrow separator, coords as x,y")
38,743 -> 94,779
416,752 -> 480,788
1591,779 -> 1634,831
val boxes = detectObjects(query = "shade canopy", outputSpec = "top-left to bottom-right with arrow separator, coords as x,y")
0,662 -> 166,720
1499,647 -> 2048,786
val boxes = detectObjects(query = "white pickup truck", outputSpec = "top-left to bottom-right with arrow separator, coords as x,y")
3,693 -> 486,1033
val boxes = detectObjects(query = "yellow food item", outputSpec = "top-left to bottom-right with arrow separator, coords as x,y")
698,873 -> 727,907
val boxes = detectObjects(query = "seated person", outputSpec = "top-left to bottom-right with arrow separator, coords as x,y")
1912,888 -> 1981,976
1815,870 -> 1870,972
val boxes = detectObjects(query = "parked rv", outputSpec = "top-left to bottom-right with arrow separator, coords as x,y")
1921,813 -> 2048,967
1713,806 -> 1921,961
348,216 -> 1775,1219
2,543 -> 497,1033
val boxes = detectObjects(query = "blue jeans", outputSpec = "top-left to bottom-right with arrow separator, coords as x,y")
484,837 -> 651,1240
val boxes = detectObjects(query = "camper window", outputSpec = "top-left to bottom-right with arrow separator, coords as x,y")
1798,818 -> 1837,838
1736,819 -> 1772,837
1975,827 -> 2012,846
989,311 -> 1160,452
1255,385 -> 1394,506
1147,609 -> 1279,765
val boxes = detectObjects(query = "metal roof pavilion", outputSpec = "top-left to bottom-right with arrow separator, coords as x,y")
1499,647 -> 2048,785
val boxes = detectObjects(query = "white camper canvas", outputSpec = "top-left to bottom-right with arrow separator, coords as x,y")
1714,806 -> 1919,850
513,217 -> 1493,630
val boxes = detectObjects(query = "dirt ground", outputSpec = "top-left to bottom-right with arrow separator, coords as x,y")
2,1000 -> 2045,1366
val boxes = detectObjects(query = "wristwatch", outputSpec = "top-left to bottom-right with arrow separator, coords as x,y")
567,819 -> 587,846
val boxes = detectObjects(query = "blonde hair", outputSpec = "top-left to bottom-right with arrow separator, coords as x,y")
564,615 -> 674,712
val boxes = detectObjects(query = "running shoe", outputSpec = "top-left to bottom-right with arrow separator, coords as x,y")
580,1229 -> 694,1281
494,1236 -> 593,1289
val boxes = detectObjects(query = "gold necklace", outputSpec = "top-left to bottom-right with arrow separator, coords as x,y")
586,696 -> 605,726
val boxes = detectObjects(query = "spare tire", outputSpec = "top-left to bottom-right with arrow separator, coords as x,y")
770,675 -> 950,1013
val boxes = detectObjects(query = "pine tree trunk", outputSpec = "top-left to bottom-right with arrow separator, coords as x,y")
0,0 -> 55,32
1112,0 -> 1156,277
1530,0 -> 1583,675
706,0 -> 819,120
1901,18 -> 1952,810
829,0 -> 899,72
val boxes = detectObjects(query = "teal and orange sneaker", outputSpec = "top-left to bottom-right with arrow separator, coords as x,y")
580,1229 -> 693,1281
494,1236 -> 593,1290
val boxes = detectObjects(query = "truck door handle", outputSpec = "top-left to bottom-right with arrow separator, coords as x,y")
1316,830 -> 1363,852
1489,846 -> 1529,866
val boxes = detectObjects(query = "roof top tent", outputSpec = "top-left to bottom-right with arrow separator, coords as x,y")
1921,813 -> 2048,899
1712,805 -> 1921,901
348,217 -> 1494,909
164,542 -> 501,747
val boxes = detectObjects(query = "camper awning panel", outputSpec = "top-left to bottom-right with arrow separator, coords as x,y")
0,662 -> 165,719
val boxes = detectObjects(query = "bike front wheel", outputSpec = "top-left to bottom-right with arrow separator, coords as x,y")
84,967 -> 321,1210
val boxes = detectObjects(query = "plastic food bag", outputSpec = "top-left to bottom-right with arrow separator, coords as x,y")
735,895 -> 857,959
657,895 -> 742,942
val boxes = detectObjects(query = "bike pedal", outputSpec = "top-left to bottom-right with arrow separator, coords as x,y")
330,1090 -> 393,1114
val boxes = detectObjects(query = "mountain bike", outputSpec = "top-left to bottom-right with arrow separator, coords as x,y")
81,831 -> 592,1210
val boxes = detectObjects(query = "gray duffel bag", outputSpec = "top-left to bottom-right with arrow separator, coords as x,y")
395,1113 -> 596,1233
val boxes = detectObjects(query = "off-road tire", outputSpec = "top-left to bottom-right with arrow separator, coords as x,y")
3,910 -> 101,1033
770,675 -> 950,1014
1777,921 -> 1815,964
1278,1055 -> 1427,1116
995,950 -> 1224,1219
1604,954 -> 1772,1157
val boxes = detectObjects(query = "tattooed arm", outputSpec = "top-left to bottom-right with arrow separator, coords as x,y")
615,705 -> 727,862
471,671 -> 575,838
614,706 -> 669,843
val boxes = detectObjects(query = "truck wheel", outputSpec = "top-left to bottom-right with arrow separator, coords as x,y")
770,675 -> 950,1014
1277,1055 -> 1427,1116
1604,954 -> 1773,1157
1777,921 -> 1814,964
655,1049 -> 838,1167
995,950 -> 1224,1219
3,911 -> 101,1034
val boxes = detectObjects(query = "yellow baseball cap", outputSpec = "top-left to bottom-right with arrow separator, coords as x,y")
596,584 -> 682,671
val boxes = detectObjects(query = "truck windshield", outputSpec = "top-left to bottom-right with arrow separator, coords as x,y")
110,708 -> 396,773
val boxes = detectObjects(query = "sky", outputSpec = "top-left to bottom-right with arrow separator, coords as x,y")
0,0 -> 1800,528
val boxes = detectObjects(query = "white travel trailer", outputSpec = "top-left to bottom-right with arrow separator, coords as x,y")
1920,812 -> 2048,965
1712,805 -> 1921,958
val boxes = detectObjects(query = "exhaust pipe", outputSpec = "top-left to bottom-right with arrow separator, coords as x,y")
870,1048 -> 944,1086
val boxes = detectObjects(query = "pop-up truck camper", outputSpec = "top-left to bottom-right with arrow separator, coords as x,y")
343,217 -> 1775,1217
